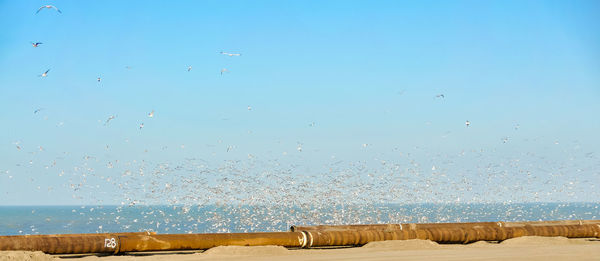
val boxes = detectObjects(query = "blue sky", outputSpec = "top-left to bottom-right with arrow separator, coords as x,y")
0,0 -> 599,205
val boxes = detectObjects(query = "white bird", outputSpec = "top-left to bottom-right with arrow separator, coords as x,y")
104,115 -> 116,126
220,51 -> 241,57
39,69 -> 50,78
31,42 -> 43,47
36,5 -> 61,14
148,110 -> 154,118
435,94 -> 445,98
465,120 -> 470,127
220,68 -> 229,75
34,108 -> 43,114
187,66 -> 192,72
247,105 -> 252,111
97,77 -> 101,82
139,123 -> 144,130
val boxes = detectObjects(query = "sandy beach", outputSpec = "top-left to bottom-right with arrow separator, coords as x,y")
2,236 -> 599,261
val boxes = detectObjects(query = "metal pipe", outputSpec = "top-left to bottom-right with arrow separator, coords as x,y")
0,234 -> 123,254
117,232 -> 307,253
0,232 -> 154,254
0,232 -> 307,254
291,222 -> 502,232
302,224 -> 600,246
291,220 -> 600,232
1,221 -> 599,254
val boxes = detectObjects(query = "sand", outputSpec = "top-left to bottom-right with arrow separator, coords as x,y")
2,237 -> 599,261
0,251 -> 55,261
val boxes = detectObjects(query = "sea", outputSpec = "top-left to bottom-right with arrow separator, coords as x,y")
1,202 -> 598,236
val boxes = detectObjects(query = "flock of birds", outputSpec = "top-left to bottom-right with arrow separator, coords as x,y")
3,146 -> 596,235
31,4 -> 243,131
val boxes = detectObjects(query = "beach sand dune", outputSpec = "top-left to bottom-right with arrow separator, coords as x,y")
2,237 -> 599,261
0,251 -> 55,261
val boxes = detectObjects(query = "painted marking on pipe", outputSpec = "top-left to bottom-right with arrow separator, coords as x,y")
104,238 -> 117,248
300,231 -> 308,248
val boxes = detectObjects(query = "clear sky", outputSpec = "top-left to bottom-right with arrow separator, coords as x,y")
0,0 -> 599,205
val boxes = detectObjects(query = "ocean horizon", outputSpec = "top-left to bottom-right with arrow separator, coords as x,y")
1,202 -> 598,236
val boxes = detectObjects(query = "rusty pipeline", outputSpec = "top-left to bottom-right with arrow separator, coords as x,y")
0,232 -> 155,254
0,232 -> 308,254
291,220 -> 600,232
1,221 -> 599,254
0,234 -> 123,254
291,222 -> 504,232
301,223 -> 600,247
117,232 -> 307,252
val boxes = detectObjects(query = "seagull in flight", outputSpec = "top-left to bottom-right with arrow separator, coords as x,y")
465,120 -> 471,127
187,66 -> 192,72
31,42 -> 43,48
435,94 -> 445,98
148,110 -> 154,118
39,69 -> 50,78
220,51 -> 241,57
36,5 -> 62,14
97,77 -> 101,82
104,115 -> 116,126
139,123 -> 144,130
220,68 -> 229,75
34,108 -> 44,114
